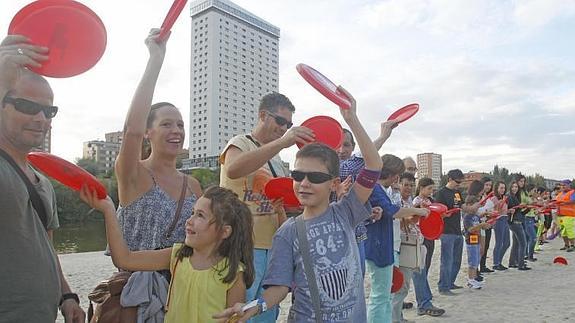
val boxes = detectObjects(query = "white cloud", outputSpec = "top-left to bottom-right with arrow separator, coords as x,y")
513,0 -> 575,28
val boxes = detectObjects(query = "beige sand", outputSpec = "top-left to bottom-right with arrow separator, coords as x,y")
56,238 -> 574,322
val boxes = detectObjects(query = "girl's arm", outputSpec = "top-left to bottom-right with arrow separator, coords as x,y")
80,187 -> 171,271
116,29 -> 167,200
214,285 -> 290,321
337,86 -> 385,204
226,272 -> 246,307
393,207 -> 429,219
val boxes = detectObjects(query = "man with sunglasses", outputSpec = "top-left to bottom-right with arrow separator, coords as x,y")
0,35 -> 85,322
220,92 -> 314,322
434,169 -> 478,296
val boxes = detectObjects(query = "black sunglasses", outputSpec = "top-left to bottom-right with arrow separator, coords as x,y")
291,170 -> 334,184
2,96 -> 58,119
266,111 -> 293,129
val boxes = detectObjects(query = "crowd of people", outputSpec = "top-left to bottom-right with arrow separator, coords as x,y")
1,28 -> 574,323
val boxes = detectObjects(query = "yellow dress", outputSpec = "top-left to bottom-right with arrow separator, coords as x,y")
164,244 -> 242,323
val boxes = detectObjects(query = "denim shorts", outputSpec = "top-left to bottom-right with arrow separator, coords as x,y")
467,244 -> 480,267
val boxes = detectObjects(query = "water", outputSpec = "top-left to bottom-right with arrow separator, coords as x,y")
53,221 -> 107,254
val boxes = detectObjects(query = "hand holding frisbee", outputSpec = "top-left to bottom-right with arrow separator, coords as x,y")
158,0 -> 188,42
296,63 -> 351,109
28,152 -> 107,199
9,0 -> 107,77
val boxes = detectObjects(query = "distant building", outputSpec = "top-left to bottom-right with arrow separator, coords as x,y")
187,0 -> 280,168
417,153 -> 442,189
462,171 -> 490,188
83,131 -> 122,174
544,178 -> 561,190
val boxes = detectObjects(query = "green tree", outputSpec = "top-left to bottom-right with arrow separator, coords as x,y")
75,157 -> 100,176
191,168 -> 220,188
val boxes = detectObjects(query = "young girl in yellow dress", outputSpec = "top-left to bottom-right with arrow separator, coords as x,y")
81,185 -> 254,323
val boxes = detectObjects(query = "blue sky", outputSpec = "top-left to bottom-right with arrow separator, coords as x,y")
3,0 -> 574,179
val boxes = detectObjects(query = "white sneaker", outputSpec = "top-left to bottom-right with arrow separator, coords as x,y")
467,279 -> 482,289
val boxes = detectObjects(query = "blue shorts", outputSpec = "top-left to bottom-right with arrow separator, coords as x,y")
467,244 -> 480,267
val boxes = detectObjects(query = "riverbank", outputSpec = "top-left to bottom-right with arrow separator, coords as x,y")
56,237 -> 574,322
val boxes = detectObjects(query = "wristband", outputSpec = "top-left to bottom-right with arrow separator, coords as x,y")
59,293 -> 79,307
356,168 -> 380,189
257,297 -> 268,313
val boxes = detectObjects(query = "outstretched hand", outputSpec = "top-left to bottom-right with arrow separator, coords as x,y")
336,86 -> 357,121
144,28 -> 169,60
0,35 -> 49,93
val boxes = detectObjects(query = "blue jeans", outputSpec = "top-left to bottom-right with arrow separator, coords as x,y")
492,217 -> 511,266
246,249 -> 278,323
358,240 -> 366,277
366,260 -> 393,323
438,234 -> 463,292
509,223 -> 526,267
412,266 -> 434,310
523,217 -> 537,259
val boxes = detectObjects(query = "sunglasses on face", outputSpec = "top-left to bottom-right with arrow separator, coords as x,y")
266,111 -> 293,129
454,179 -> 463,184
291,170 -> 334,184
2,96 -> 58,119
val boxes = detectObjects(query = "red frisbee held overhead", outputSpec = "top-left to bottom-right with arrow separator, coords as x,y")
158,0 -> 188,41
297,116 -> 344,150
264,177 -> 300,207
296,63 -> 351,109
28,152 -> 107,199
391,266 -> 404,293
9,0 -> 107,78
387,103 -> 419,123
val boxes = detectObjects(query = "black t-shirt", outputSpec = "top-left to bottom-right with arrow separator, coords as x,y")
434,186 -> 463,235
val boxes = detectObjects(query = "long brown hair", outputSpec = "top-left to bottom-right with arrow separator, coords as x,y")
175,186 -> 255,287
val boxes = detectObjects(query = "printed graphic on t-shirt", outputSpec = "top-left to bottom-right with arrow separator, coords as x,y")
242,168 -> 273,214
454,192 -> 463,208
305,218 -> 359,320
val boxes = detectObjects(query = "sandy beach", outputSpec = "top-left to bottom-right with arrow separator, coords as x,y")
57,237 -> 574,322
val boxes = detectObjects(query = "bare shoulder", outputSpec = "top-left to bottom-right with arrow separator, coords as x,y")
185,173 -> 203,197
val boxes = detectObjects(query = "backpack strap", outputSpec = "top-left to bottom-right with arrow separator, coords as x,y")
295,215 -> 322,323
0,148 -> 48,229
245,134 -> 278,178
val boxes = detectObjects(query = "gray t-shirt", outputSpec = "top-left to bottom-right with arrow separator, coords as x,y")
263,190 -> 371,322
0,158 -> 61,322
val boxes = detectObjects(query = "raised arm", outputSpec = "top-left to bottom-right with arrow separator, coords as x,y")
372,120 -> 397,152
115,29 -> 168,189
337,87 -> 384,203
80,187 -> 171,271
224,127 -> 314,179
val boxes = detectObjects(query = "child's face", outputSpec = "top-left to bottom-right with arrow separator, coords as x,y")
511,183 -> 519,194
292,157 -> 337,208
497,183 -> 506,196
420,185 -> 433,198
483,181 -> 493,194
184,197 -> 221,250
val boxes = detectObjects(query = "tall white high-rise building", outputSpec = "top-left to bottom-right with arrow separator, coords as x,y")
417,152 -> 442,189
187,0 -> 280,168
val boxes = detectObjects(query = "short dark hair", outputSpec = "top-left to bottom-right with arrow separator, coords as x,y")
400,172 -> 415,182
481,176 -> 492,183
447,169 -> 464,181
380,154 -> 405,179
295,143 -> 339,177
258,92 -> 295,113
415,177 -> 435,195
467,180 -> 484,197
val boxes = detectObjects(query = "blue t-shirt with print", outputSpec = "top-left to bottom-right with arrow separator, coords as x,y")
263,189 -> 371,322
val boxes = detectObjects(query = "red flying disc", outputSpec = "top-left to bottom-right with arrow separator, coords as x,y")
391,266 -> 404,293
297,116 -> 344,150
444,207 -> 461,217
553,256 -> 568,265
28,152 -> 107,199
264,177 -> 300,207
296,63 -> 351,109
387,103 -> 419,123
9,0 -> 107,78
419,206 -> 444,240
158,0 -> 188,41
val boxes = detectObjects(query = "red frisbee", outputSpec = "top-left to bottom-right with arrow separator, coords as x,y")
553,256 -> 568,265
444,207 -> 461,217
419,206 -> 444,240
264,177 -> 300,207
296,63 -> 351,109
387,103 -> 419,123
297,116 -> 344,150
27,152 -> 107,199
391,266 -> 404,293
9,0 -> 107,78
158,0 -> 188,42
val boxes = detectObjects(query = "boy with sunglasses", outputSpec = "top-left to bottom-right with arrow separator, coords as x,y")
220,92 -> 314,322
0,35 -> 84,322
216,87 -> 382,322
